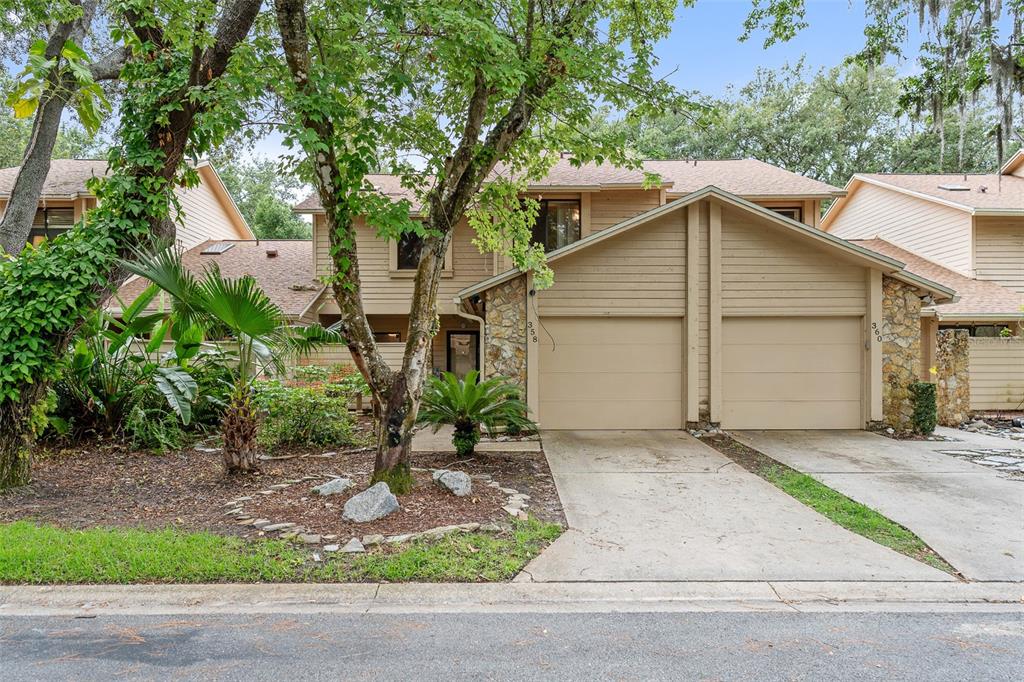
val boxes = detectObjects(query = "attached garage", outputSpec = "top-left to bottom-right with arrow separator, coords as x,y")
538,317 -> 684,429
721,317 -> 864,429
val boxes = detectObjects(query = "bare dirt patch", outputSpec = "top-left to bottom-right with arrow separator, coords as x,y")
0,427 -> 564,541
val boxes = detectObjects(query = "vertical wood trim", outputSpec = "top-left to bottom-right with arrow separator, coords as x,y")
659,187 -> 667,206
580,192 -> 592,237
867,269 -> 883,422
525,272 -> 540,423
73,198 -> 84,223
686,202 -> 700,422
921,316 -> 938,382
709,201 -> 722,422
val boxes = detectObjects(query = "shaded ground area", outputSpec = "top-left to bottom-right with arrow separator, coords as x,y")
732,430 -> 1024,582
0,428 -> 563,542
520,431 -> 950,582
2,611 -> 1020,681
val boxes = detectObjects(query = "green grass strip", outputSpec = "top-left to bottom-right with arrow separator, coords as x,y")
758,464 -> 958,575
0,519 -> 562,585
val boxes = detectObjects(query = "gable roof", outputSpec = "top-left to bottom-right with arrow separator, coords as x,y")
850,238 -> 1022,319
293,158 -> 844,213
456,185 -> 955,303
824,173 -> 1024,222
0,159 -> 255,239
112,239 -> 323,319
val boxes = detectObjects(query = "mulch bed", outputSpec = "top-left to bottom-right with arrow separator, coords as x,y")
0,423 -> 564,542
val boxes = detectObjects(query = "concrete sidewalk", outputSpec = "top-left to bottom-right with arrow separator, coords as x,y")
519,431 -> 951,582
733,430 -> 1024,582
1,581 -> 1021,617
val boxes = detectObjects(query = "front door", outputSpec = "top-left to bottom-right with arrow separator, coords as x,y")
446,331 -> 479,379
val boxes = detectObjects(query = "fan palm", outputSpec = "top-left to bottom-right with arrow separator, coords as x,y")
418,371 -> 535,457
123,246 -> 338,472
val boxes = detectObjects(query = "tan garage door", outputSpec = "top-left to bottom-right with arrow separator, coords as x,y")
722,317 -> 863,429
538,317 -> 683,429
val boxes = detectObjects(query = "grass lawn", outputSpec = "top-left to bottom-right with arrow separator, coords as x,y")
705,435 -> 959,576
0,519 -> 562,585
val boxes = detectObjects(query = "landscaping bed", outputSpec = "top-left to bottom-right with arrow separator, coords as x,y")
0,423 -> 565,583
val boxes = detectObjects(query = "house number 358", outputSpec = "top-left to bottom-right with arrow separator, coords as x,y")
527,321 -> 538,343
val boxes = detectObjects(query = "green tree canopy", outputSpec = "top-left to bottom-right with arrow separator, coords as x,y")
213,157 -> 311,239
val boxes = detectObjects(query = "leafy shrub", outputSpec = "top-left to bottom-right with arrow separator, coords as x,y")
254,381 -> 356,449
293,364 -> 329,384
910,382 -> 937,435
418,371 -> 535,457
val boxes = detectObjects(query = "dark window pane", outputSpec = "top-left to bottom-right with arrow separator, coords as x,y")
374,331 -> 401,343
532,200 -> 580,252
28,207 -> 75,244
397,232 -> 422,270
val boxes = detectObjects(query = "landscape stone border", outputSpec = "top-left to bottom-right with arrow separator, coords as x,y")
222,468 -> 531,555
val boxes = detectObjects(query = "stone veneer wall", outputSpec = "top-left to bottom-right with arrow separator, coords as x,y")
484,275 -> 527,390
881,275 -> 922,433
935,329 -> 970,426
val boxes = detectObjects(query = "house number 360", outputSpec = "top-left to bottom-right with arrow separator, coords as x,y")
871,322 -> 882,343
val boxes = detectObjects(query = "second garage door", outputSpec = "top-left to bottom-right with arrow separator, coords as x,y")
538,317 -> 683,429
722,316 -> 864,429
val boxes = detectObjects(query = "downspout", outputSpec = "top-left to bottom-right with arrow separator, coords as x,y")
453,295 -> 486,378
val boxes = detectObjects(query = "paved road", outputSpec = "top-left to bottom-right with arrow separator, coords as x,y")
522,430 -> 949,582
733,429 -> 1024,581
2,611 -> 1021,680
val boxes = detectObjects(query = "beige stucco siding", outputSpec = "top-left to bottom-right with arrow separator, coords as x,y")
314,215 -> 493,314
721,207 -> 867,315
968,337 -> 1024,410
973,217 -> 1024,293
588,189 -> 662,232
827,182 -> 972,275
172,180 -> 248,249
536,209 -> 687,316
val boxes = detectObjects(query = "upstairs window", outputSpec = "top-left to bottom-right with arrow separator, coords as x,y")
396,231 -> 422,270
768,206 -> 802,222
29,207 -> 75,245
532,199 -> 581,252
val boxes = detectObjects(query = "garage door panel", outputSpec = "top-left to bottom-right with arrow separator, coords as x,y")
722,316 -> 863,429
724,316 -> 860,344
543,344 -> 682,373
539,317 -> 683,430
721,400 -> 863,430
541,371 -> 682,401
722,371 -> 862,401
540,400 -> 683,430
723,344 -> 862,373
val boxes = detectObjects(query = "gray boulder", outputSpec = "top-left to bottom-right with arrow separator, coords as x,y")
312,477 -> 354,497
342,482 -> 399,522
432,469 -> 472,497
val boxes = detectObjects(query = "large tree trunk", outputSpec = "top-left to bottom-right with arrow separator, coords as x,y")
0,0 -> 262,490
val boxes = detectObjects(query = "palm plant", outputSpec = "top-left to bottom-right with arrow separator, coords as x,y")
418,371 -> 535,457
123,246 -> 338,473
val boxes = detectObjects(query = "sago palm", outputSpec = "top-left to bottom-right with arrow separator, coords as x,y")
123,246 -> 338,472
418,371 -> 535,457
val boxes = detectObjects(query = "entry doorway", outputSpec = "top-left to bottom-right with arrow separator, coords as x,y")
446,330 -> 479,379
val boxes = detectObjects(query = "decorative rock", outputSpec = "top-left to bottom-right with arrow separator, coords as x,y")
263,522 -> 296,532
499,487 -> 517,495
479,523 -> 503,533
456,522 -> 480,532
502,505 -> 527,518
342,482 -> 399,522
322,534 -> 338,541
269,483 -> 290,490
432,469 -> 473,497
341,538 -> 365,553
323,544 -> 340,552
251,519 -> 272,529
223,508 -> 244,516
299,533 -> 322,544
280,531 -> 298,540
233,496 -> 253,503
312,477 -> 354,497
236,519 -> 255,526
386,533 -> 413,543
362,534 -> 385,546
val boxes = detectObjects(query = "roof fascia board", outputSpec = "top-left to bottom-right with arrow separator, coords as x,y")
934,312 -> 1024,321
972,208 -> 1024,217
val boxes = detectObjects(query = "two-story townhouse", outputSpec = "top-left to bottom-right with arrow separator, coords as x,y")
822,153 -> 1024,411
0,158 -> 254,251
298,158 -> 954,432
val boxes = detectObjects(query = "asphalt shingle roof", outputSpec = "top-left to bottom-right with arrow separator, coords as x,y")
0,159 -> 109,198
115,240 -> 322,319
856,172 -> 1024,211
852,238 -> 1023,318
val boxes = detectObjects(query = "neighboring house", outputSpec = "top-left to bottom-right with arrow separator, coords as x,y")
112,239 -> 322,324
297,158 -> 954,430
822,153 -> 1024,411
0,158 -> 255,250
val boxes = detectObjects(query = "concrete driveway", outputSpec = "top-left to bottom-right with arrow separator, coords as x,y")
731,430 -> 1024,582
519,431 -> 951,582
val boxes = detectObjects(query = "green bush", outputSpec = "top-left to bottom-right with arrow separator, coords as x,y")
254,381 -> 356,449
910,382 -> 937,435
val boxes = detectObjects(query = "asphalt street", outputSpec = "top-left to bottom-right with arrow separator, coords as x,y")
2,610 -> 1021,680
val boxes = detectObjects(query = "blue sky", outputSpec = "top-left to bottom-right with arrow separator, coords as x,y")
252,1 -> 921,158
